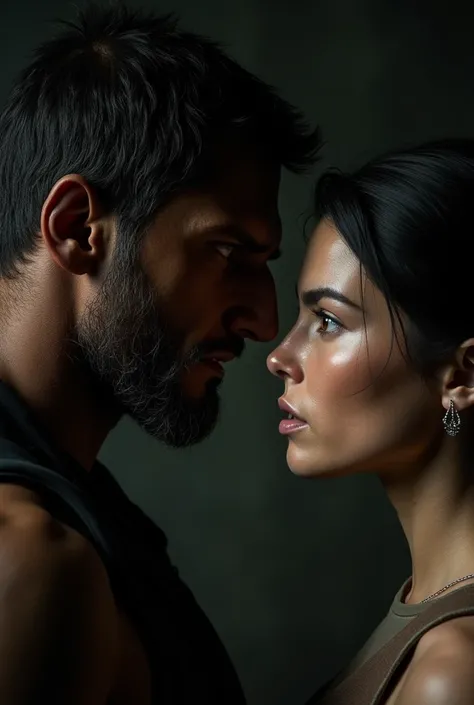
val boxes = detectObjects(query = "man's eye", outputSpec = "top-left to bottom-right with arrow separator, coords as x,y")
215,243 -> 237,259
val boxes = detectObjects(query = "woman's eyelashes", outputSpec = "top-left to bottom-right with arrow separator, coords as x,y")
310,308 -> 343,337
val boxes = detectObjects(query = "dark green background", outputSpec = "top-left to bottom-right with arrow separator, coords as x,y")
2,1 -> 474,703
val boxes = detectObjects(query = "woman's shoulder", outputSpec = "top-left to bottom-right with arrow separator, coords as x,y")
387,616 -> 474,705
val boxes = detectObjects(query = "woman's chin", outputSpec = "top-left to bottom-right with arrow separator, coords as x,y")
286,444 -> 355,479
286,444 -> 323,478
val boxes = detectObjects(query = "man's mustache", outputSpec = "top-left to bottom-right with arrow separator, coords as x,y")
188,336 -> 245,365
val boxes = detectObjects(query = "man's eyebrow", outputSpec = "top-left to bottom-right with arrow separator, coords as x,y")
296,285 -> 362,310
202,224 -> 282,260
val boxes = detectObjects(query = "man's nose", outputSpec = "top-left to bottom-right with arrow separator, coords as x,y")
227,272 -> 278,342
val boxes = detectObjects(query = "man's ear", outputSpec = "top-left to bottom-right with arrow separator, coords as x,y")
440,339 -> 474,413
40,174 -> 110,276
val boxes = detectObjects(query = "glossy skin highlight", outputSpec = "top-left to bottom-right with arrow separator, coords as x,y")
268,219 -> 439,479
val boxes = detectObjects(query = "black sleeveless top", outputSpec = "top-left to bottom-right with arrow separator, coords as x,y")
0,380 -> 245,704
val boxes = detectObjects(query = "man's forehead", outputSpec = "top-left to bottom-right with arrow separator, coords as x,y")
203,138 -> 281,193
216,158 -> 280,201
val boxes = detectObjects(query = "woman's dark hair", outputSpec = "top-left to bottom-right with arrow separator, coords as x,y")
315,139 -> 474,375
0,2 -> 320,280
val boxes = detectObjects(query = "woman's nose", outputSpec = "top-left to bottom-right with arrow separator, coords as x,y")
266,340 -> 303,383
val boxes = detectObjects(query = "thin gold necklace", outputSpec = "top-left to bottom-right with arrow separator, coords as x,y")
420,573 -> 474,603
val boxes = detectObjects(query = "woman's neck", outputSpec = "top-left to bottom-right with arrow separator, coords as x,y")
382,442 -> 474,604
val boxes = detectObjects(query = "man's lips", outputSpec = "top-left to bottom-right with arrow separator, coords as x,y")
201,351 -> 237,363
198,351 -> 237,375
278,397 -> 309,435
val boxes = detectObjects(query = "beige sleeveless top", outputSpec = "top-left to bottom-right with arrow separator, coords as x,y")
308,579 -> 474,705
344,579 -> 424,673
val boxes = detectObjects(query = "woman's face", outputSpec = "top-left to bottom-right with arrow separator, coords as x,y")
267,219 -> 442,478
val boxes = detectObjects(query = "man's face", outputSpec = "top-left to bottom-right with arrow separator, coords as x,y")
73,149 -> 281,446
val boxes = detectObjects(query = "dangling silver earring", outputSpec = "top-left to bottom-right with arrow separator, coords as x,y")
443,399 -> 461,436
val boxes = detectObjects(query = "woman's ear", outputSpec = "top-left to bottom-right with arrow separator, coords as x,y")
440,339 -> 474,412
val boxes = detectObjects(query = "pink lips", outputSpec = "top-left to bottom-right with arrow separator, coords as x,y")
278,398 -> 309,436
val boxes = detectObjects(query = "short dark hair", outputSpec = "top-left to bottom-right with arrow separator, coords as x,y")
0,2 -> 320,279
314,139 -> 474,375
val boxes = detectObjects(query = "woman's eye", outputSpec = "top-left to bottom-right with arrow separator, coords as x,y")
215,243 -> 236,259
311,310 -> 342,336
320,315 -> 339,333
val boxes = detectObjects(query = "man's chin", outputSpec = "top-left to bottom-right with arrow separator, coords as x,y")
180,362 -> 225,399
127,386 -> 221,448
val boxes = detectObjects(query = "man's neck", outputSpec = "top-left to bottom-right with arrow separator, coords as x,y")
0,297 -> 120,471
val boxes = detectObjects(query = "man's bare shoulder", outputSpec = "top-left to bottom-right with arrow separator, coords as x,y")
0,483 -> 101,575
0,482 -> 119,704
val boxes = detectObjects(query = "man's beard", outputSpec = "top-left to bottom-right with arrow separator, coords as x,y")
68,253 -> 222,448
